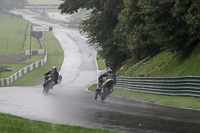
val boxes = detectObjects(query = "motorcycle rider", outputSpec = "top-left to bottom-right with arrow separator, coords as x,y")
44,66 -> 59,88
94,67 -> 116,99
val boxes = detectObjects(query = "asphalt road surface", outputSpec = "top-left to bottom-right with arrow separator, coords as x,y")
0,12 -> 200,133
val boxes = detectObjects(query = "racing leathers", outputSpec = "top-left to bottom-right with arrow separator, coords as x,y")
44,69 -> 59,87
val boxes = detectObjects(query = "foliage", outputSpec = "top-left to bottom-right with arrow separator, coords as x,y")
186,0 -> 200,39
115,0 -> 159,61
138,0 -> 189,51
59,0 -> 200,71
59,0 -> 129,70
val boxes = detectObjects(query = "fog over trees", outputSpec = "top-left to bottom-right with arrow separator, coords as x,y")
0,0 -> 27,11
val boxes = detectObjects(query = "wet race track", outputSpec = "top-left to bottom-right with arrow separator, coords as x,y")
0,12 -> 200,133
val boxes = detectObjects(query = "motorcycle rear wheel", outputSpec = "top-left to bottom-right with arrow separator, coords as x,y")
43,83 -> 51,93
94,91 -> 98,99
101,87 -> 108,101
43,87 -> 49,93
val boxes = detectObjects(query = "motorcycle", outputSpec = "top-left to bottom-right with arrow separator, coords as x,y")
42,75 -> 53,94
94,79 -> 114,100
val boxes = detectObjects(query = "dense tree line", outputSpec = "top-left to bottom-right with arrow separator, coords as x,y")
59,0 -> 200,70
0,0 -> 27,11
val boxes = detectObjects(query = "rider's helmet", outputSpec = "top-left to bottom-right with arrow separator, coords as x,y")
52,66 -> 57,71
106,67 -> 113,72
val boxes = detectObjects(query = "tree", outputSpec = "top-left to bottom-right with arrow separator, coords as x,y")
59,0 -> 128,69
137,0 -> 193,51
186,0 -> 200,40
117,0 -> 195,61
59,0 -> 200,70
115,0 -> 160,61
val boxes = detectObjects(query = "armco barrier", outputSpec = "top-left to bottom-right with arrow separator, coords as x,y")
115,76 -> 200,97
0,52 -> 47,86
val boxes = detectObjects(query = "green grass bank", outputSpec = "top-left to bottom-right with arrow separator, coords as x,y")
117,43 -> 200,77
0,13 -> 44,79
0,113 -> 117,133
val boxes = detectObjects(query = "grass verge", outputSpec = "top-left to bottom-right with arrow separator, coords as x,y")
96,55 -> 106,70
0,13 -> 44,79
0,113 -> 117,133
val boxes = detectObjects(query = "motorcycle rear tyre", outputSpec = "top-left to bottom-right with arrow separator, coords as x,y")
43,87 -> 49,93
43,83 -> 50,93
101,88 -> 108,101
94,91 -> 98,99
